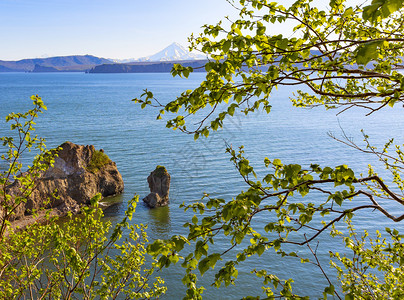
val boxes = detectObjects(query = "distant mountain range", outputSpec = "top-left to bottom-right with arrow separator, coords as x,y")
136,42 -> 206,62
0,55 -> 112,72
111,43 -> 206,63
0,43 -> 208,73
0,45 -> 330,74
90,43 -> 208,73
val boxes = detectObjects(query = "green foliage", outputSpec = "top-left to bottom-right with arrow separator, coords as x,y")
149,146 -> 389,298
363,0 -> 404,23
136,0 -> 404,298
0,97 -> 166,299
86,150 -> 112,173
135,0 -> 404,137
0,195 -> 166,299
0,95 -> 54,238
330,223 -> 404,299
153,165 -> 169,177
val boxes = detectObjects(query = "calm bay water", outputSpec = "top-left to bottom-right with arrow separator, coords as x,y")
1,72 -> 403,299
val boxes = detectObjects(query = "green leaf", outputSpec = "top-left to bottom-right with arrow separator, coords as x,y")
223,40 -> 231,53
233,27 -> 242,36
198,254 -> 221,275
356,41 -> 383,65
256,244 -> 265,256
324,284 -> 335,295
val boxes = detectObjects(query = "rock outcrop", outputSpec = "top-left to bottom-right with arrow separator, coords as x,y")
7,141 -> 124,222
143,166 -> 170,208
32,64 -> 59,72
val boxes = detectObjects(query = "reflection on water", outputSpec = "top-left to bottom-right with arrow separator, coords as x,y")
102,193 -> 126,219
102,193 -> 172,240
102,193 -> 125,207
147,205 -> 171,238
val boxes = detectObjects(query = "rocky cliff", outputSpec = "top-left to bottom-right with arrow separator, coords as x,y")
7,141 -> 124,223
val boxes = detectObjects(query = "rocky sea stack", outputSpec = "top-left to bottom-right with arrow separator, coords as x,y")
8,141 -> 124,223
143,165 -> 170,208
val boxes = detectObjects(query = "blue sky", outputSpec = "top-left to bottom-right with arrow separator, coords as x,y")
0,0 -> 363,61
0,0 -> 241,60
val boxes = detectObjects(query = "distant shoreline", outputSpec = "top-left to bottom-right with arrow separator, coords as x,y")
0,43 -> 208,73
87,60 -> 208,73
0,58 -> 208,74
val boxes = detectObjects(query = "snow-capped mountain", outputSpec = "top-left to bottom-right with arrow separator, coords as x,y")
112,43 -> 206,63
140,42 -> 206,61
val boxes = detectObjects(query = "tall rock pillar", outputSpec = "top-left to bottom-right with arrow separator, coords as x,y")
143,166 -> 170,208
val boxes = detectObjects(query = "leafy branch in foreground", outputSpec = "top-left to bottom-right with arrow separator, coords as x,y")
0,95 -> 53,239
136,0 -> 404,298
330,222 -> 404,299
0,97 -> 166,299
148,145 -> 403,298
134,0 -> 404,138
0,195 -> 166,299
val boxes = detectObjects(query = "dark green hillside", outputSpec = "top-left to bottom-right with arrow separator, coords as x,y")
0,55 -> 112,72
89,60 -> 208,73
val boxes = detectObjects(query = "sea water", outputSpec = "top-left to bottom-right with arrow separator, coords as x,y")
0,72 -> 403,299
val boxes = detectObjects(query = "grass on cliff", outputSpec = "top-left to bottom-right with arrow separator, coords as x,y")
154,165 -> 168,177
87,150 -> 111,173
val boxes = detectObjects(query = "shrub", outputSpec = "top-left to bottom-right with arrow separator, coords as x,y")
153,165 -> 168,177
87,150 -> 111,173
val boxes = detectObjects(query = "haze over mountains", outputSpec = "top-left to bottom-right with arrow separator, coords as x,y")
0,43 -> 207,73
